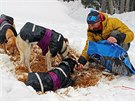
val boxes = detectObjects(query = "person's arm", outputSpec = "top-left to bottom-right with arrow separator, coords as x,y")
76,31 -> 95,70
110,18 -> 134,44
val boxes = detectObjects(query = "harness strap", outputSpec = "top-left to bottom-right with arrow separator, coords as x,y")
0,18 -> 5,24
37,29 -> 52,55
48,72 -> 61,91
0,23 -> 11,30
35,73 -> 44,92
0,22 -> 17,44
32,24 -> 36,32
57,34 -> 61,42
0,22 -> 17,36
55,67 -> 67,78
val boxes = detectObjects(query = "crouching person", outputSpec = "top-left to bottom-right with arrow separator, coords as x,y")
76,10 -> 134,75
26,58 -> 77,92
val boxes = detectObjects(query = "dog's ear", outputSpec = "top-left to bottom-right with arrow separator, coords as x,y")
63,38 -> 69,44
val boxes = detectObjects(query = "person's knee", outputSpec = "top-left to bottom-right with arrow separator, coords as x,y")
110,30 -> 130,51
120,43 -> 130,51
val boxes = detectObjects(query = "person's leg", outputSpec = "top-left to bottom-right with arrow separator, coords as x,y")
89,54 -> 105,66
120,43 -> 130,51
111,58 -> 132,76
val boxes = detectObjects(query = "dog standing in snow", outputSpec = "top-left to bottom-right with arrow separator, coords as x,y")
16,22 -> 70,72
0,14 -> 17,54
26,58 -> 77,92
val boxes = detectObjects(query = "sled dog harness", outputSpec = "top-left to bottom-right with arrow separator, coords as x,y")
0,18 -> 5,25
48,72 -> 61,91
55,61 -> 71,78
0,22 -> 11,30
34,71 -> 61,92
35,73 -> 44,92
48,61 -> 70,91
34,61 -> 70,92
0,22 -> 17,44
37,29 -> 52,55
56,67 -> 67,78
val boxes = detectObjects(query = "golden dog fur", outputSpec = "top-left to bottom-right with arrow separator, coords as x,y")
2,28 -> 17,55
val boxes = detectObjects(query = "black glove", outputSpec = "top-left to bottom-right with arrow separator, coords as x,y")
110,32 -> 126,45
78,56 -> 87,65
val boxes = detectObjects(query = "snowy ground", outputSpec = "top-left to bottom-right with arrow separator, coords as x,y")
0,0 -> 135,101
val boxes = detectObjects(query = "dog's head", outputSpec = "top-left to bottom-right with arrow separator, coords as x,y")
60,38 -> 79,61
60,58 -> 78,73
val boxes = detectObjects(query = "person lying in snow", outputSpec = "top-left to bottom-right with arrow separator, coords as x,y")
76,10 -> 134,74
26,58 -> 77,92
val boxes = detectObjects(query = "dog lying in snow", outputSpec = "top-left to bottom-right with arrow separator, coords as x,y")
16,22 -> 69,72
0,14 -> 17,54
26,58 -> 77,92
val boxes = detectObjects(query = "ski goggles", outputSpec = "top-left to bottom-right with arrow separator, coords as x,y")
87,15 -> 100,24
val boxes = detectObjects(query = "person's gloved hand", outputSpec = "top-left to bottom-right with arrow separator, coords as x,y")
107,36 -> 117,43
75,63 -> 83,71
76,56 -> 87,71
109,30 -> 126,45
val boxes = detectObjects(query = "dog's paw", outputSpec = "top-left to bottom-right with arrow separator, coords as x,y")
17,73 -> 28,83
15,65 -> 29,74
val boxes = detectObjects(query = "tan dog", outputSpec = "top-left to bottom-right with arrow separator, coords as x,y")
16,22 -> 70,72
0,14 -> 17,54
4,28 -> 17,54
